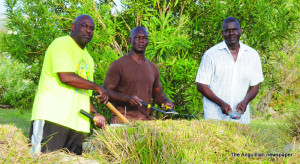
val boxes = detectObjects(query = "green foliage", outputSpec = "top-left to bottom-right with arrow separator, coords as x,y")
0,0 -> 299,116
0,54 -> 37,109
172,0 -> 300,57
254,37 -> 300,114
159,54 -> 202,114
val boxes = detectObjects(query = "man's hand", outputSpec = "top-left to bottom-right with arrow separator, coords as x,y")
161,100 -> 174,111
128,95 -> 142,106
235,85 -> 259,114
197,83 -> 232,115
236,100 -> 248,114
93,113 -> 107,128
220,102 -> 232,115
95,87 -> 109,104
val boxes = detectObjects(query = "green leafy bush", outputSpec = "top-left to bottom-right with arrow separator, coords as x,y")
1,0 -> 299,116
0,54 -> 37,109
254,37 -> 300,115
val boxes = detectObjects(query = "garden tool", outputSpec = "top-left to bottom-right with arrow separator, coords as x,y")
139,101 -> 170,114
164,105 -> 199,118
106,101 -> 130,124
80,109 -> 105,127
139,101 -> 199,119
93,93 -> 130,124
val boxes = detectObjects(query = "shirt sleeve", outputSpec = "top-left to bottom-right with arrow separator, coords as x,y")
152,64 -> 168,104
250,53 -> 264,86
103,62 -> 121,88
49,39 -> 76,73
195,53 -> 214,85
153,64 -> 161,89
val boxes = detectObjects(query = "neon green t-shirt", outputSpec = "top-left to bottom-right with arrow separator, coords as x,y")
31,36 -> 94,133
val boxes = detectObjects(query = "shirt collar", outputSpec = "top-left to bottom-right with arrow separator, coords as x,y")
218,40 -> 247,52
68,35 -> 87,52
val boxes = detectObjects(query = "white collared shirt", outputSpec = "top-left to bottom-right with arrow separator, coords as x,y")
195,41 -> 264,124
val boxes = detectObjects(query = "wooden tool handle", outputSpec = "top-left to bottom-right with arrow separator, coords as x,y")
106,102 -> 130,124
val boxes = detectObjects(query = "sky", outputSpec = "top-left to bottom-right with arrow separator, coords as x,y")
0,0 -> 6,18
113,0 -> 122,13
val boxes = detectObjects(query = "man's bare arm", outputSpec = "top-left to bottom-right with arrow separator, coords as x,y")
152,86 -> 174,110
196,82 -> 232,115
236,84 -> 259,114
57,72 -> 108,103
103,82 -> 141,106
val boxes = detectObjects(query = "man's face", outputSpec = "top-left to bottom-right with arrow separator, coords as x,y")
131,29 -> 149,53
222,21 -> 241,46
72,16 -> 95,48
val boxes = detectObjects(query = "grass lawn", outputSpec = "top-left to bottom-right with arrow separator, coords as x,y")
0,108 -> 32,137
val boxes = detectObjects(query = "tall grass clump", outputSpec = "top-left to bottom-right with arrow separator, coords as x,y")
0,124 -> 29,163
277,111 -> 300,141
85,120 -> 299,163
1,121 -> 299,163
0,124 -> 103,163
0,54 -> 37,109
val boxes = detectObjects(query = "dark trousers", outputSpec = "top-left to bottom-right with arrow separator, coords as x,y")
29,120 -> 84,155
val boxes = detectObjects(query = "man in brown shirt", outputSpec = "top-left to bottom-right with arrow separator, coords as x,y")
103,26 -> 174,123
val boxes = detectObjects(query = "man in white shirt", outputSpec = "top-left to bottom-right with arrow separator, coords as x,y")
195,17 -> 264,124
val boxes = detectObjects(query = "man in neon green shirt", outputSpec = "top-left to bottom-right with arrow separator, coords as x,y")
29,15 -> 108,155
